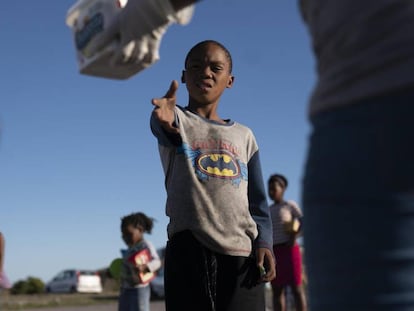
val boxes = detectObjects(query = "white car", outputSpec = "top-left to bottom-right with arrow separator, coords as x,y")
46,269 -> 103,294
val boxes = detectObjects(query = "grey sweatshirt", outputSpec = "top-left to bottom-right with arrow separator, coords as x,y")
151,106 -> 272,257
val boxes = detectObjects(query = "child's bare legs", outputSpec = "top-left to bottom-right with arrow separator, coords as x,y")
291,284 -> 307,311
272,285 -> 286,311
273,284 -> 307,311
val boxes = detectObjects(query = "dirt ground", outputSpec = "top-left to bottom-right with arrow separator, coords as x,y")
0,291 -> 119,310
1,283 -> 274,311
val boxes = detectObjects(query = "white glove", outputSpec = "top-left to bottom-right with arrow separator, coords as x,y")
111,23 -> 168,67
89,0 -> 194,66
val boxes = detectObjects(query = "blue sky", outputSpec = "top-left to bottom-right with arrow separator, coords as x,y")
0,0 -> 315,284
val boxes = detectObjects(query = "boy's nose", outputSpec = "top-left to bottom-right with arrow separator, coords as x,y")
200,66 -> 213,77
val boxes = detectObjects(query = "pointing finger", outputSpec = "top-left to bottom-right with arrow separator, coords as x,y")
164,80 -> 179,99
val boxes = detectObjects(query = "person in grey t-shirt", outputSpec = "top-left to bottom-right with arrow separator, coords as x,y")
150,40 -> 275,311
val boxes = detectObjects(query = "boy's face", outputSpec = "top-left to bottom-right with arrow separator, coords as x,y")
268,180 -> 285,202
182,43 -> 234,106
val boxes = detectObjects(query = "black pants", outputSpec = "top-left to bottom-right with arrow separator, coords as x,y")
164,231 -> 265,311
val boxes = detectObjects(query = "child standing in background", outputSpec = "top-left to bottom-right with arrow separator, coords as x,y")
119,212 -> 161,311
268,174 -> 307,311
0,232 -> 11,290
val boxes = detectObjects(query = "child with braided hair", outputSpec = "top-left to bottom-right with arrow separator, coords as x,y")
118,212 -> 161,311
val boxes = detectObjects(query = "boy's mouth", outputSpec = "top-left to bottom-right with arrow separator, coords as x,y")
196,81 -> 212,91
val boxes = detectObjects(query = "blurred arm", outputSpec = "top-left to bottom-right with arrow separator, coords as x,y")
171,0 -> 200,11
87,0 -> 201,69
0,233 -> 4,273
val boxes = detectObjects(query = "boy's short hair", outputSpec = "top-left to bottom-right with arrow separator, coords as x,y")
268,174 -> 288,188
184,40 -> 233,73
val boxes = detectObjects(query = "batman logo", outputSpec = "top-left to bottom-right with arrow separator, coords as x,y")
196,152 -> 240,178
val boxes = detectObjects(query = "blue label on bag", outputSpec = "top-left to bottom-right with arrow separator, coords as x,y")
75,12 -> 104,51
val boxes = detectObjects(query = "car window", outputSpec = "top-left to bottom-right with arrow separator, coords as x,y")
55,271 -> 65,280
79,271 -> 96,276
63,271 -> 73,279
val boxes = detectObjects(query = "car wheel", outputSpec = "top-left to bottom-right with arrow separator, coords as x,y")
70,286 -> 77,293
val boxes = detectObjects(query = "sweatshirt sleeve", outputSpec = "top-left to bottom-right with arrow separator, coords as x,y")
150,108 -> 182,147
145,240 -> 162,273
247,150 -> 273,251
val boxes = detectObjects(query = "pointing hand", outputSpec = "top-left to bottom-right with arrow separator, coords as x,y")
152,80 -> 180,134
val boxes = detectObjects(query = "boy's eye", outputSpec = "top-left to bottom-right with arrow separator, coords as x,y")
189,64 -> 200,70
188,63 -> 224,72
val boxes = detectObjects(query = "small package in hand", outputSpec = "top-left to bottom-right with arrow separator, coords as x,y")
128,248 -> 155,284
66,0 -> 140,79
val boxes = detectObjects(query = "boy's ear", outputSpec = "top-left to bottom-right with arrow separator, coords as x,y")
181,70 -> 186,83
226,75 -> 234,88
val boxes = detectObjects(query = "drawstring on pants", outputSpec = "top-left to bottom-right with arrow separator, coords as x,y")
202,246 -> 217,311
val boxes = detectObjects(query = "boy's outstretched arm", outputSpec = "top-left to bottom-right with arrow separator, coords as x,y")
88,0 -> 199,66
151,80 -> 180,134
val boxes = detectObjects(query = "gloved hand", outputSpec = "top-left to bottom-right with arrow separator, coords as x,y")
89,0 -> 194,66
110,23 -> 168,68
